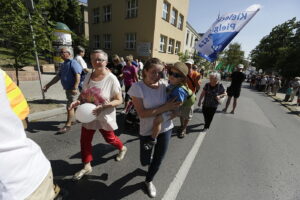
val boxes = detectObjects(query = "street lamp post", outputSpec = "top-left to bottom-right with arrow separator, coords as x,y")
25,0 -> 45,100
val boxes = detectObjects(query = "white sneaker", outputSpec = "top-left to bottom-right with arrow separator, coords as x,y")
145,181 -> 157,198
116,146 -> 127,161
73,168 -> 92,180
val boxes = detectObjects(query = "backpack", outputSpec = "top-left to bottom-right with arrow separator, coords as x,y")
181,85 -> 196,107
169,84 -> 196,107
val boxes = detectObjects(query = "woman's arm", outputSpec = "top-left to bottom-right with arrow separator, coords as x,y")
93,92 -> 122,115
104,91 -> 123,108
216,84 -> 227,99
131,96 -> 180,118
217,92 -> 227,98
134,70 -> 138,82
198,90 -> 206,106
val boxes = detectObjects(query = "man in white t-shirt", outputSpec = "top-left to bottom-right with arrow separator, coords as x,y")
138,60 -> 144,71
0,72 -> 60,200
74,46 -> 91,91
74,46 -> 89,73
259,76 -> 267,91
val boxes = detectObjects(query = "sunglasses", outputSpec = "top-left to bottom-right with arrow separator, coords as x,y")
60,51 -> 69,54
168,70 -> 184,78
158,71 -> 164,78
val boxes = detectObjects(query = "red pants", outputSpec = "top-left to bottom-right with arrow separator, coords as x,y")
81,126 -> 124,163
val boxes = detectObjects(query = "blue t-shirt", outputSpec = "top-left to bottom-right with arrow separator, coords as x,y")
58,59 -> 82,90
167,85 -> 188,102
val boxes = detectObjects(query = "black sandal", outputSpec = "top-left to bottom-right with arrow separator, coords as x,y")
178,129 -> 186,138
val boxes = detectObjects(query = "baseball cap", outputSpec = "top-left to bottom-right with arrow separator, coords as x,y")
238,64 -> 244,69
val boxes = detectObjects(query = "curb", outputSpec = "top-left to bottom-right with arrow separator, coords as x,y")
269,95 -> 300,117
28,107 -> 66,122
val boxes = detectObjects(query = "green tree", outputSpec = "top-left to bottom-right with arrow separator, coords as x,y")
177,50 -> 190,62
48,0 -> 82,32
219,42 -> 245,69
48,0 -> 87,47
250,18 -> 300,78
193,52 -> 211,70
0,0 -> 54,85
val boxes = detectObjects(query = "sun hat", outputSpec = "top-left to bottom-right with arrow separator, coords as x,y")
171,62 -> 188,76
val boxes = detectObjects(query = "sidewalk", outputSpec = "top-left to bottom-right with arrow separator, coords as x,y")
19,73 -> 67,121
19,73 -> 65,101
268,92 -> 300,116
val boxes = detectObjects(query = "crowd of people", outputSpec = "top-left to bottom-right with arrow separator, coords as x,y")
2,46 -> 251,199
248,74 -> 300,106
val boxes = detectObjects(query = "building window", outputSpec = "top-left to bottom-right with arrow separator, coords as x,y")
175,41 -> 180,55
177,14 -> 183,29
170,8 -> 177,26
93,8 -> 100,24
103,34 -> 111,49
127,0 -> 138,18
94,35 -> 100,48
159,35 -> 167,53
125,33 -> 136,50
186,31 -> 190,46
168,38 -> 175,54
190,35 -> 194,47
103,5 -> 111,22
162,2 -> 170,21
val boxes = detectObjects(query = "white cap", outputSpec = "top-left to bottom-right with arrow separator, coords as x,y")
185,59 -> 194,65
238,64 -> 244,69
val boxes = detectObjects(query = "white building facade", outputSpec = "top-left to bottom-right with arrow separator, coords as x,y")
183,22 -> 201,58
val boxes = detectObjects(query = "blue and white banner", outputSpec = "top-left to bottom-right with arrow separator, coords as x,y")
196,4 -> 261,62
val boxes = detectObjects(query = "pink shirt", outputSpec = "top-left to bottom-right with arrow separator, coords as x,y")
122,65 -> 137,87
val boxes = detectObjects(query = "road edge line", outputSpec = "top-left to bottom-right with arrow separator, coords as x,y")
162,132 -> 207,200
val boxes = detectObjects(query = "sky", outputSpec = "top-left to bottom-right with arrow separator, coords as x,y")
187,0 -> 300,58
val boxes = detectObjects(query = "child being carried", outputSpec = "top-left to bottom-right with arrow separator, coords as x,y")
144,62 -> 196,150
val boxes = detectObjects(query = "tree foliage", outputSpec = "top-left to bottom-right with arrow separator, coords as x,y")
250,18 -> 300,78
219,42 -> 245,68
0,0 -> 54,68
178,50 -> 212,70
177,51 -> 190,63
193,53 -> 211,70
48,0 -> 88,48
48,0 -> 82,32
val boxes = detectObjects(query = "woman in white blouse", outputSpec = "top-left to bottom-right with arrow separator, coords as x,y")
70,50 -> 127,180
128,58 -> 180,198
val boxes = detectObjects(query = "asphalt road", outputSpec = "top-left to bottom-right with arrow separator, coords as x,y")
177,84 -> 300,200
26,82 -> 300,200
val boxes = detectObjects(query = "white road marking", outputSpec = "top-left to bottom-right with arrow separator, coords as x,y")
162,131 -> 207,200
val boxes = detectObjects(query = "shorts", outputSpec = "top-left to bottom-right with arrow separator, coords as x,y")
178,105 -> 194,120
65,90 -> 80,107
25,170 -> 55,200
227,87 -> 241,98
